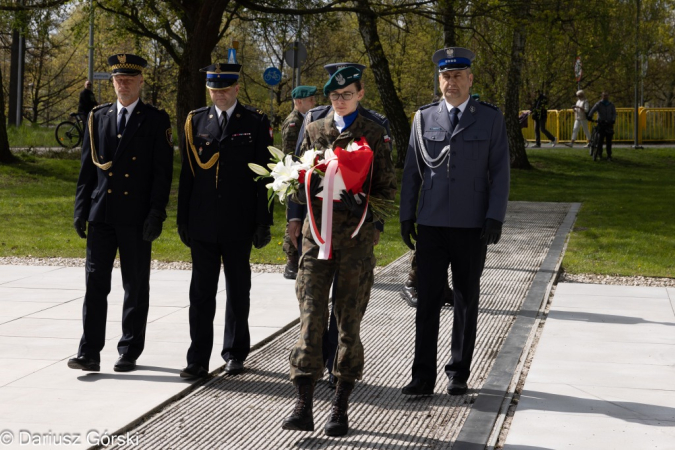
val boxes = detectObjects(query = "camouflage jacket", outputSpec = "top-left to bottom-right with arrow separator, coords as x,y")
296,111 -> 397,250
281,109 -> 304,154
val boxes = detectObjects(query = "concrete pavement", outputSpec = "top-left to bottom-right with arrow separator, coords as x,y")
0,265 -> 297,449
503,283 -> 675,450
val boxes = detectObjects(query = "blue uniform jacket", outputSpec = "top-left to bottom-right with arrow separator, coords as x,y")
74,100 -> 174,225
400,98 -> 510,228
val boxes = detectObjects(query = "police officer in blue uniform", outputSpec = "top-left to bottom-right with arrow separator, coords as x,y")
69,54 -> 174,373
177,63 -> 273,379
286,62 -> 391,389
400,47 -> 510,396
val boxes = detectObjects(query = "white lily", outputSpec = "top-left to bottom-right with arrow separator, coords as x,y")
270,155 -> 299,183
248,163 -> 270,176
268,146 -> 286,161
298,149 -> 322,170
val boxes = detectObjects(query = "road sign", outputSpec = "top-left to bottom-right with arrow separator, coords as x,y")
263,67 -> 282,86
284,42 -> 307,69
574,56 -> 582,82
228,48 -> 237,64
93,72 -> 110,80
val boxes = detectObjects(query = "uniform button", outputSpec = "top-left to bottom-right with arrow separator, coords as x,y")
132,157 -> 137,161
107,189 -> 112,193
124,191 -> 129,195
125,174 -> 129,178
108,172 -> 113,177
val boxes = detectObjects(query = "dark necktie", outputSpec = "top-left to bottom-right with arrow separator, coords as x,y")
220,113 -> 228,137
449,107 -> 459,132
118,107 -> 127,137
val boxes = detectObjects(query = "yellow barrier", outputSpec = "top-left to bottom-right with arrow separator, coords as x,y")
521,107 -> 675,144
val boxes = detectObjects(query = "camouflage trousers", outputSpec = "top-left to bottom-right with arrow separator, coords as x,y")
289,235 -> 376,383
282,222 -> 299,262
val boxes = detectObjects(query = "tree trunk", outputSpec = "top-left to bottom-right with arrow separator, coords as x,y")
439,0 -> 456,47
0,66 -> 17,164
355,1 -> 411,168
174,0 -> 230,143
504,10 -> 531,170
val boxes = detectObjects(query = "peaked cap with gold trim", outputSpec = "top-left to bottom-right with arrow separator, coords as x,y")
200,63 -> 241,90
107,53 -> 147,76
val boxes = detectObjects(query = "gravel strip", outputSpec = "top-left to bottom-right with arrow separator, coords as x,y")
0,257 -> 385,276
560,271 -> 675,287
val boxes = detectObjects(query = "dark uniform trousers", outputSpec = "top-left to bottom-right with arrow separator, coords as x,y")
79,222 -> 151,361
414,225 -> 487,383
187,238 -> 252,370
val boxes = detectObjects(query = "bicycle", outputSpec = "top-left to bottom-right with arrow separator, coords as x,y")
587,119 -> 603,161
55,113 -> 85,148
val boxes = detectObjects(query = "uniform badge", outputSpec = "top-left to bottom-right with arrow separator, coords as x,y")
209,114 -> 213,119
166,129 -> 173,146
236,114 -> 241,118
470,105 -> 476,113
289,123 -> 296,127
446,48 -> 454,57
118,54 -> 126,63
199,146 -> 203,155
336,73 -> 345,85
215,63 -> 221,73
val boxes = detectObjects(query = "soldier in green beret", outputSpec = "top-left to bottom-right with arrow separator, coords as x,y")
281,67 -> 396,437
281,86 -> 316,280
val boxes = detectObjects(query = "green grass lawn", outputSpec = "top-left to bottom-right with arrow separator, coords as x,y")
1,147 -> 673,276
509,147 -> 675,277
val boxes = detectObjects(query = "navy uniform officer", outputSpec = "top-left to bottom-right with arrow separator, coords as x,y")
286,62 -> 391,388
69,54 -> 174,373
399,47 -> 510,396
176,63 -> 273,379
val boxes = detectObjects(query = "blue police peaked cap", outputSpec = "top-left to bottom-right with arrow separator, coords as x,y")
323,62 -> 366,76
323,67 -> 362,96
108,54 -> 147,76
432,47 -> 475,72
291,86 -> 317,99
200,63 -> 242,90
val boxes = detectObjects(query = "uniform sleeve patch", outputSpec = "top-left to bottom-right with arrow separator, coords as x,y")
269,127 -> 274,139
384,135 -> 391,143
166,129 -> 173,146
289,123 -> 296,127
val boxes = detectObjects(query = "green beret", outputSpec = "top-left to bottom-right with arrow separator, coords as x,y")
291,86 -> 317,99
323,67 -> 362,96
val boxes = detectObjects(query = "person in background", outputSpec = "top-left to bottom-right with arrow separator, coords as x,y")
530,89 -> 557,147
281,86 -> 317,280
77,80 -> 98,120
588,91 -> 617,161
569,90 -> 591,149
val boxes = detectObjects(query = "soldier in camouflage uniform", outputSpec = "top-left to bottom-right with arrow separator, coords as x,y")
282,67 -> 396,437
281,86 -> 316,280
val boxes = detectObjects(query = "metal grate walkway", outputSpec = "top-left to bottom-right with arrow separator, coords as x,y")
106,201 -> 574,450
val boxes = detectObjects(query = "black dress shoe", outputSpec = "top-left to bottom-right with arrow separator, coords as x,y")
400,286 -> 418,307
180,364 -> 208,379
401,378 -> 434,396
224,359 -> 244,375
447,377 -> 468,395
283,260 -> 298,280
67,356 -> 100,372
113,355 -> 137,372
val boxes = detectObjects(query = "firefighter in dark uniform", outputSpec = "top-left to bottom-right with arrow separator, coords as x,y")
68,54 -> 174,373
176,63 -> 273,379
281,85 -> 316,280
400,47 -> 510,396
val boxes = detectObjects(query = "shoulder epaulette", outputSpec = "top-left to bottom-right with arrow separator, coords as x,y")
189,106 -> 210,116
479,101 -> 500,111
92,103 -> 112,113
418,101 -> 441,111
309,105 -> 330,114
243,104 -> 266,116
366,109 -> 386,121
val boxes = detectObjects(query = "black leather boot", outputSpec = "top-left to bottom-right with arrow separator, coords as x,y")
324,380 -> 355,436
282,377 -> 315,431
